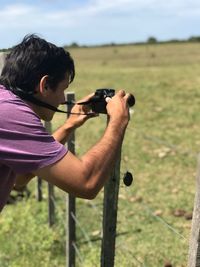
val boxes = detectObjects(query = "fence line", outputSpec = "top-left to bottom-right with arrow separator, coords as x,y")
73,242 -> 84,264
128,126 -> 197,158
41,94 -> 194,266
0,53 -> 197,265
117,244 -> 147,267
143,203 -> 187,241
39,91 -> 124,266
2,80 -> 195,265
70,212 -> 93,249
67,125 -> 198,161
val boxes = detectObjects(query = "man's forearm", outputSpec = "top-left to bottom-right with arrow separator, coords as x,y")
52,123 -> 76,145
81,119 -> 127,196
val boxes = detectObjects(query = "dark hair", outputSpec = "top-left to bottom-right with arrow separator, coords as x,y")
0,34 -> 75,94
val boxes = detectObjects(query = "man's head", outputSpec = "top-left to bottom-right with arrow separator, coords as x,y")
0,34 -> 75,92
0,34 -> 75,120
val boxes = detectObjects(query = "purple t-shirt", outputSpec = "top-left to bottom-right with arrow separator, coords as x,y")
0,85 -> 68,211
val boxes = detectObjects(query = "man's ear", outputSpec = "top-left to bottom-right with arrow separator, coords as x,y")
39,75 -> 49,96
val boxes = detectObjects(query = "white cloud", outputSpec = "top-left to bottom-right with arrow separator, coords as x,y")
0,0 -> 200,48
0,0 -> 200,29
0,4 -> 39,28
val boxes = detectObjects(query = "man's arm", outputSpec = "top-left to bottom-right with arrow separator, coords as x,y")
53,93 -> 98,145
14,173 -> 35,189
14,94 -> 97,188
33,90 -> 130,199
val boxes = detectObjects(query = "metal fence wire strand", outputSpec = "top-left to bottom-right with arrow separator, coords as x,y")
127,125 -> 197,158
40,102 -> 195,266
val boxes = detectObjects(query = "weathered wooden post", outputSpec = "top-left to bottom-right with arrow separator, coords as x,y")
45,121 -> 56,227
101,145 -> 121,267
36,176 -> 43,201
188,153 -> 200,267
0,52 -> 5,73
66,92 -> 76,267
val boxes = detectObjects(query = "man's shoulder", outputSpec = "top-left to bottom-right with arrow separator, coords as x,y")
0,85 -> 40,123
0,85 -> 15,100
0,85 -> 23,108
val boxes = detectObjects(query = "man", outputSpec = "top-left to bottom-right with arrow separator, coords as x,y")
0,34 -> 131,212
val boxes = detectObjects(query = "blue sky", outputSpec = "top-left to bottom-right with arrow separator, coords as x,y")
0,0 -> 200,48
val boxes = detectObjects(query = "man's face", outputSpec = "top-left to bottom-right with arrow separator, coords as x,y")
40,74 -> 70,121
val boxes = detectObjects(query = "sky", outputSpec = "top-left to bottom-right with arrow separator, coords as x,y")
0,0 -> 200,49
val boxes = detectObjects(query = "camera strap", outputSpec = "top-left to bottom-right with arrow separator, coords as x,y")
9,87 -> 89,115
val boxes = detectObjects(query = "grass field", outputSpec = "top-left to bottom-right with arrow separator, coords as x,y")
1,42 -> 200,266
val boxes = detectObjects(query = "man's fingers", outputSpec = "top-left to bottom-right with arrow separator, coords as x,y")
117,89 -> 126,97
77,93 -> 95,103
105,97 -> 112,103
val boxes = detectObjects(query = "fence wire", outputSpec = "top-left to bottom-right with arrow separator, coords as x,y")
34,111 -> 196,266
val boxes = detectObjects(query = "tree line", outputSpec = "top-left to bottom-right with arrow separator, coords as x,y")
63,36 -> 200,49
1,36 -> 200,52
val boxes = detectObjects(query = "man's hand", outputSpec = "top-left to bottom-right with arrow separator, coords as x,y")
53,93 -> 99,145
65,93 -> 99,129
106,89 -> 131,127
34,89 -> 133,199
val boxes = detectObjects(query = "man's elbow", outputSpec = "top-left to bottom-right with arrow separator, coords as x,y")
61,179 -> 100,199
79,167 -> 102,200
80,183 -> 99,200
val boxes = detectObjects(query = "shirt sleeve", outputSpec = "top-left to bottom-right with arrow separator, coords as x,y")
0,98 -> 68,174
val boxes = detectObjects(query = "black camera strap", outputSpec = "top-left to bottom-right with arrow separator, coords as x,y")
10,87 -> 91,115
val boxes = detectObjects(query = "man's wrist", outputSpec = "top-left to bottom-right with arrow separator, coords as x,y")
63,121 -> 77,132
108,116 -> 129,130
53,121 -> 77,144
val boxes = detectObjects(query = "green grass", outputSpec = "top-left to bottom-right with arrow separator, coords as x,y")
1,42 -> 200,266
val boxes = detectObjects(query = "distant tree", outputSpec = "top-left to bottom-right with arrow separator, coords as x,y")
70,42 -> 79,48
188,36 -> 200,42
167,39 -> 181,43
0,48 -> 9,52
147,37 -> 157,44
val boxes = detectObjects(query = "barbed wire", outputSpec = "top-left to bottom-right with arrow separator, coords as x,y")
72,242 -> 85,264
34,171 -> 189,266
127,125 -> 198,158
142,202 -> 187,241
41,141 -> 192,242
36,119 -> 194,266
47,178 -> 189,250
116,243 -> 147,267
70,211 -> 94,249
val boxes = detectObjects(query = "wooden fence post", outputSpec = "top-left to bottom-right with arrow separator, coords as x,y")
36,177 -> 43,201
0,52 -> 5,73
45,121 -> 55,227
65,92 -> 76,267
188,153 -> 200,267
101,146 -> 121,267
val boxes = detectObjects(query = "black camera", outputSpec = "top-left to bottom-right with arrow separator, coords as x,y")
89,89 -> 115,114
78,88 -> 135,114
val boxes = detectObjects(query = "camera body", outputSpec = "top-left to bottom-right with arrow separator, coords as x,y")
90,88 -> 115,114
78,88 -> 135,114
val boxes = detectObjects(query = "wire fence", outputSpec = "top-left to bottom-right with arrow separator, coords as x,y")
0,58 -> 194,264
33,92 -> 198,267
0,50 -> 197,265
35,92 -> 123,267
